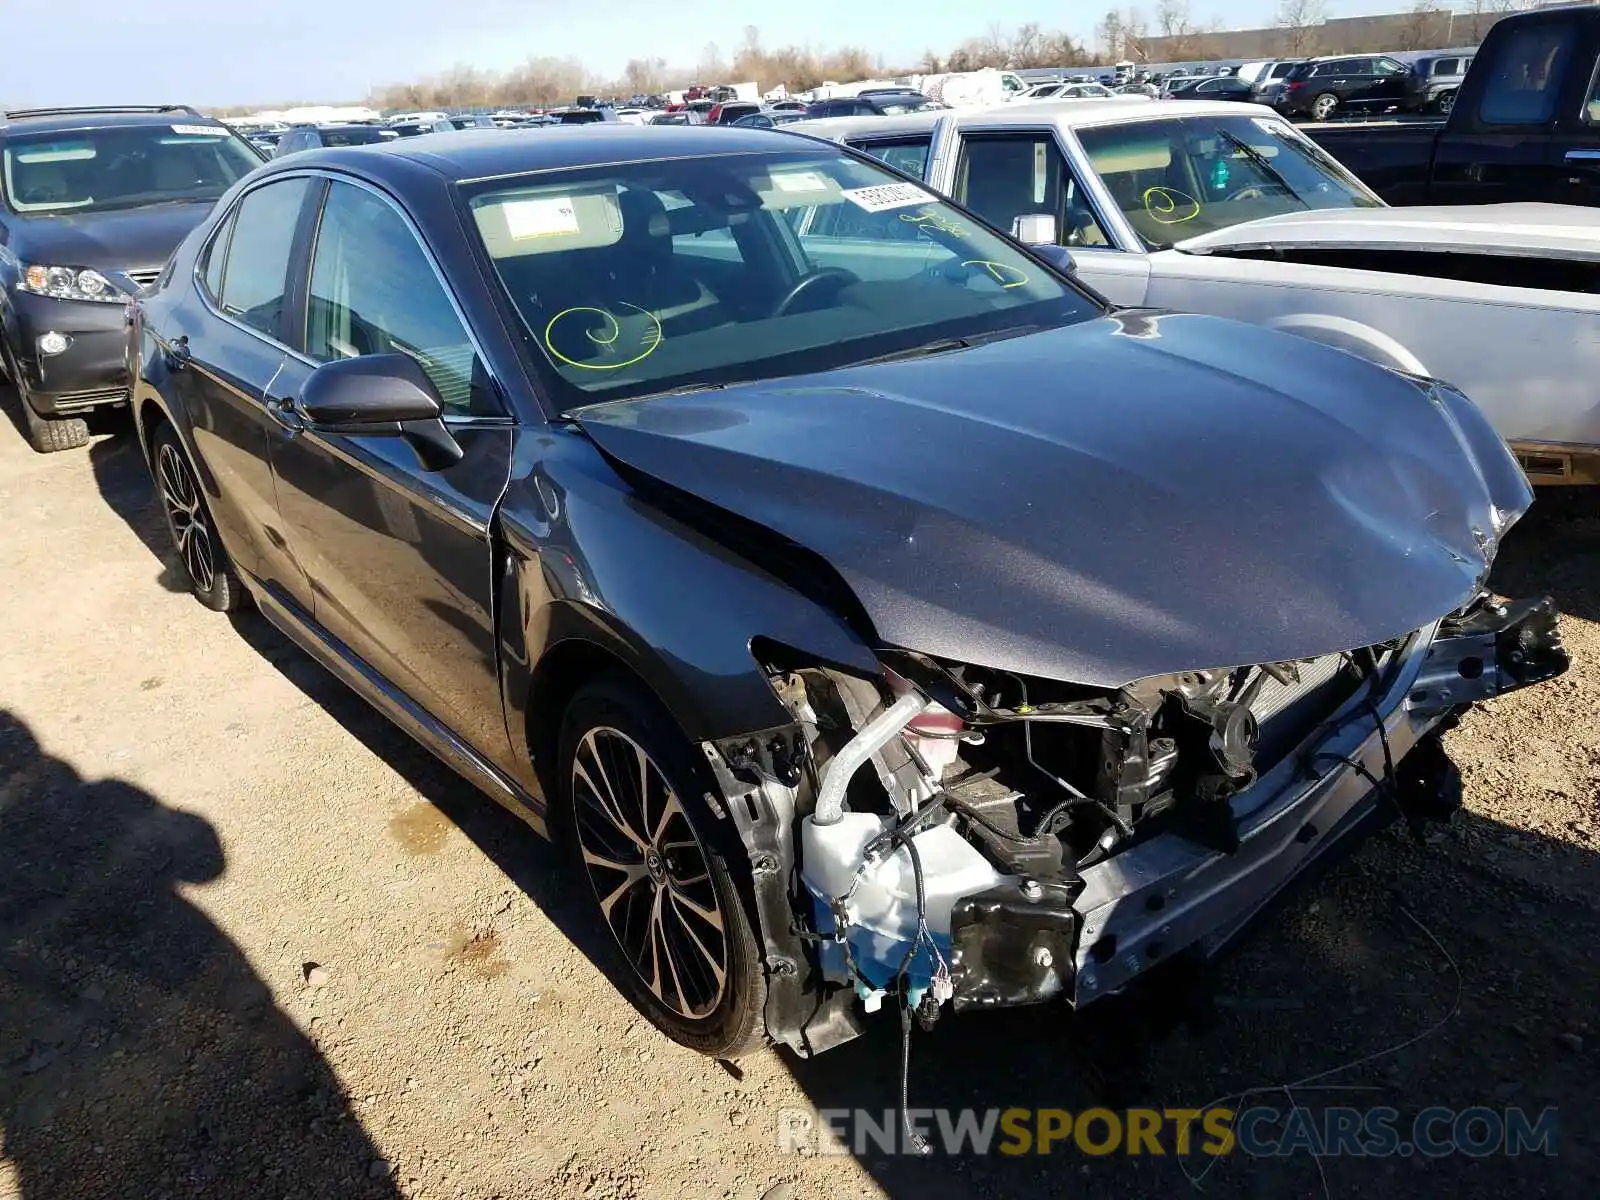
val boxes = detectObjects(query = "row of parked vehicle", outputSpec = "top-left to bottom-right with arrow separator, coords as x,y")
0,2 -> 1582,1099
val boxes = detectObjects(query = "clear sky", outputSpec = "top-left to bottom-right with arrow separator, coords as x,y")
10,0 -> 1413,108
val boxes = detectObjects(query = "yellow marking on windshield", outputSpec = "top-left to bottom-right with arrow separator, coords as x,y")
960,260 -> 1030,288
543,303 -> 663,370
898,207 -> 967,236
1142,186 -> 1201,225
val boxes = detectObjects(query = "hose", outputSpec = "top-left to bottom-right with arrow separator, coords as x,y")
812,689 -> 930,826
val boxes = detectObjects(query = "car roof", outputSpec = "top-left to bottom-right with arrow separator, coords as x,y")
788,98 -> 1261,143
278,124 -> 835,184
0,107 -> 224,138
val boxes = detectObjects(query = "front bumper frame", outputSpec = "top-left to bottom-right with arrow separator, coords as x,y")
6,288 -> 132,413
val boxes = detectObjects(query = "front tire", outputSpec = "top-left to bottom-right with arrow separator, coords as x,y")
150,424 -> 246,612
1311,92 -> 1340,121
558,677 -> 767,1058
6,353 -> 89,453
1434,90 -> 1456,116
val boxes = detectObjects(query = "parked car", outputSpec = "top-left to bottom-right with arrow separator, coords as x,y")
650,110 -> 707,125
0,104 -> 262,452
273,123 -> 386,156
1249,60 -> 1303,107
1305,6 -> 1600,208
730,109 -> 808,129
770,99 -> 808,112
794,98 -> 1600,487
448,115 -> 498,130
549,107 -> 618,125
248,131 -> 282,152
389,117 -> 456,137
707,101 -> 763,125
127,124 -> 1564,1067
1401,53 -> 1473,115
1278,55 -> 1415,121
1163,75 -> 1258,102
805,91 -> 938,118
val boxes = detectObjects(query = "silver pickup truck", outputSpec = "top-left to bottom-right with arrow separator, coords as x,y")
791,99 -> 1600,486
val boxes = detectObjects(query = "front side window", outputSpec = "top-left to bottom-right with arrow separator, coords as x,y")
1,123 -> 260,215
304,181 -> 486,415
217,177 -> 312,339
1479,23 -> 1574,125
1076,114 -> 1380,249
465,148 -> 1099,409
1374,58 -> 1408,77
954,133 -> 1109,248
1585,58 -> 1600,125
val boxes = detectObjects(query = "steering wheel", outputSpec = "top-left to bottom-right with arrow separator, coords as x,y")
771,267 -> 860,317
1224,184 -> 1269,202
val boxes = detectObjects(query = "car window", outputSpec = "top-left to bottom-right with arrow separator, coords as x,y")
1076,113 -> 1378,249
953,133 -> 1110,249
199,210 -> 235,304
465,148 -> 1099,410
1434,58 -> 1458,76
1586,58 -> 1600,124
851,137 -> 933,179
304,180 -> 487,415
1374,58 -> 1408,76
1478,22 -> 1575,125
217,177 -> 312,339
1272,62 -> 1295,79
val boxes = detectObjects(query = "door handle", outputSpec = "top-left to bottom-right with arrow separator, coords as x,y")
263,394 -> 305,433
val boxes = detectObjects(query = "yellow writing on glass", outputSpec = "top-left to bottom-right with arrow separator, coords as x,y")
543,303 -> 663,370
1142,187 -> 1201,226
961,260 -> 1030,289
899,208 -> 967,237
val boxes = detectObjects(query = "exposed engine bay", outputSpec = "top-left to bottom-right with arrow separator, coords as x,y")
707,591 -> 1567,1051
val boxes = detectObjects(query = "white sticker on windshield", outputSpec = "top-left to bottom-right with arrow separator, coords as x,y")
839,182 -> 934,212
170,124 -> 228,137
771,170 -> 829,193
502,196 -> 581,239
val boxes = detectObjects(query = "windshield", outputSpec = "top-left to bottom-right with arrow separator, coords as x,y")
1075,114 -> 1381,249
465,148 -> 1099,410
2,123 -> 260,214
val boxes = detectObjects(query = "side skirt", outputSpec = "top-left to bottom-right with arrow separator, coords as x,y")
243,570 -> 549,838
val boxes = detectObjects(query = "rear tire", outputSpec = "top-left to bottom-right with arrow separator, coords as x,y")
558,676 -> 767,1058
150,423 -> 246,612
1434,90 -> 1456,116
1311,92 -> 1340,121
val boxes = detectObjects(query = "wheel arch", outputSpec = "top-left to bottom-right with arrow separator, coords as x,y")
1262,312 -> 1431,376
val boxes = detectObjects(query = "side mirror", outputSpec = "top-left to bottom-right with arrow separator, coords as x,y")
1030,243 -> 1078,276
1012,213 -> 1058,245
297,353 -> 463,470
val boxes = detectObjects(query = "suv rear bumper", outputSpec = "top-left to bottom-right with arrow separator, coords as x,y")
7,290 -> 131,414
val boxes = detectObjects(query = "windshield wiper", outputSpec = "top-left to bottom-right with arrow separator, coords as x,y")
856,324 -> 1042,366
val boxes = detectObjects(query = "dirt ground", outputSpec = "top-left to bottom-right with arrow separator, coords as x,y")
1,393 -> 1596,1200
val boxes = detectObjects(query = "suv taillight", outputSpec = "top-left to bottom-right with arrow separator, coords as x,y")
1287,80 -> 1307,91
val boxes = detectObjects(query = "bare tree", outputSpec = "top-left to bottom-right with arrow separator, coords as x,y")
1274,0 -> 1328,57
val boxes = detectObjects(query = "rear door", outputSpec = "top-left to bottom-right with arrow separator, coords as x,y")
182,175 -> 317,600
266,177 -> 518,764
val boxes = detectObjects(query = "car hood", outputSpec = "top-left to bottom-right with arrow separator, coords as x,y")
1176,203 -> 1600,263
6,199 -> 217,275
577,312 -> 1531,688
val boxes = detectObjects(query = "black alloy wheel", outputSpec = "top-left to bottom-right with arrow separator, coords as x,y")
559,678 -> 766,1057
151,425 -> 246,612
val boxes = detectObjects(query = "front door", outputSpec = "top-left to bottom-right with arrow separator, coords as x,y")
266,178 -> 518,769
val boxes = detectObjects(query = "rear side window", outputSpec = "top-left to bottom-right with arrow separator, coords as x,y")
1434,58 -> 1459,76
217,177 -> 312,339
1478,23 -> 1575,125
851,137 -> 933,179
199,211 -> 235,303
1586,58 -> 1600,125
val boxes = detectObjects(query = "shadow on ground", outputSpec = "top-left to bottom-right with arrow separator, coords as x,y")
0,709 -> 403,1200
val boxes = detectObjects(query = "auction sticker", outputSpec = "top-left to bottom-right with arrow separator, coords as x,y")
503,196 -> 581,239
171,124 -> 228,137
840,182 -> 935,213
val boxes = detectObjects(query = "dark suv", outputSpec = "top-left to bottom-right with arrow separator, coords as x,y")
0,105 -> 262,451
273,124 -> 386,157
1279,55 -> 1413,121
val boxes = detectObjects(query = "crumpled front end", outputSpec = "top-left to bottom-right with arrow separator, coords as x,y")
703,589 -> 1565,1052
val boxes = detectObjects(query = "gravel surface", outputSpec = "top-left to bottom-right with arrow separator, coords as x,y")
1,395 -> 1594,1200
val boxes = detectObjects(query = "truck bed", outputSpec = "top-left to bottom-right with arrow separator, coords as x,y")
1302,120 -> 1445,206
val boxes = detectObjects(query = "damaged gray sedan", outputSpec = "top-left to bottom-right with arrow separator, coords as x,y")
128,129 -> 1567,1070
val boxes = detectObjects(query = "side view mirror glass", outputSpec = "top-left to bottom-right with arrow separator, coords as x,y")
1012,213 -> 1059,245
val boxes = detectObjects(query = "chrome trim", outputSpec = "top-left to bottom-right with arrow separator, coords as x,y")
1565,149 -> 1600,163
189,167 -> 507,418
